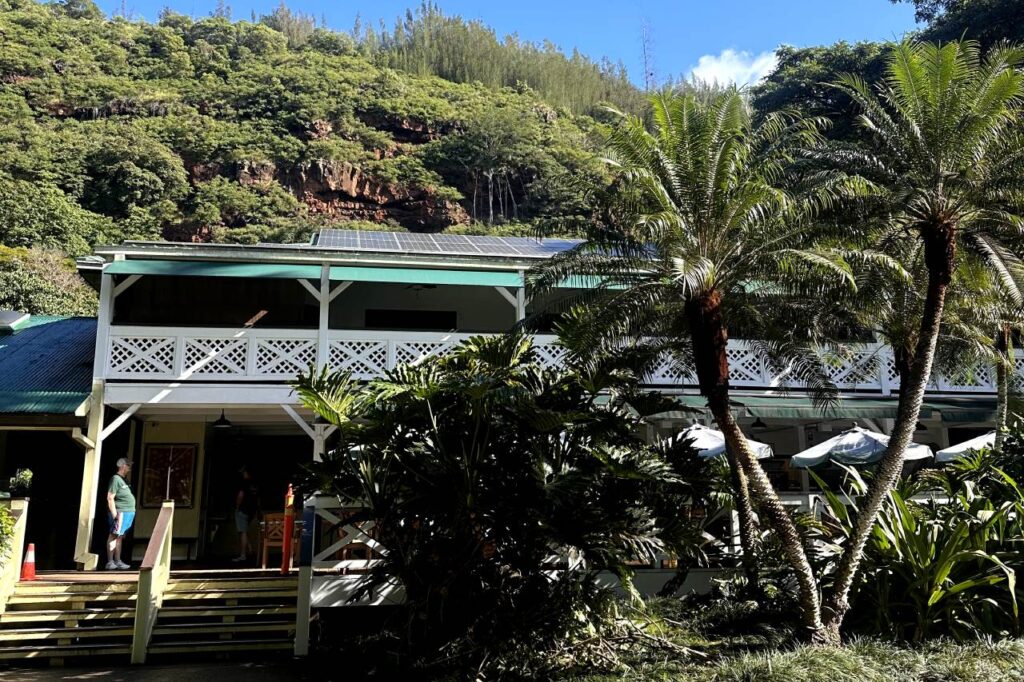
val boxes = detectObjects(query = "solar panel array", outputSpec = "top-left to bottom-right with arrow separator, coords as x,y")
311,230 -> 579,259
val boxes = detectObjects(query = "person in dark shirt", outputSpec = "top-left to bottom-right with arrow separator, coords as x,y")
232,466 -> 260,562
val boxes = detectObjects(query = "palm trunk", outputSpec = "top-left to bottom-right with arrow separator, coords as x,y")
995,324 -> 1010,454
709,394 -> 828,641
686,292 -> 826,636
822,223 -> 955,638
723,446 -> 760,591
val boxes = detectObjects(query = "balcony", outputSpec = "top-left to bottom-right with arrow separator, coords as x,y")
102,326 -> 1005,395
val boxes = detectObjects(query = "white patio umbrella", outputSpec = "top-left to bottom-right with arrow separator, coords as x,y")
671,423 -> 773,460
936,431 -> 996,463
789,426 -> 932,469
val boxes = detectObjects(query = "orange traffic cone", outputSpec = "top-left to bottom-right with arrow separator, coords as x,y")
20,543 -> 36,581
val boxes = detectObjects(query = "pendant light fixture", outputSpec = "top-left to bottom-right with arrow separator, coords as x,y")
213,409 -> 233,429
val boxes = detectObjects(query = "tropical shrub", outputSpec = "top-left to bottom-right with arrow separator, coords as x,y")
815,460 -> 1023,642
293,333 -> 712,677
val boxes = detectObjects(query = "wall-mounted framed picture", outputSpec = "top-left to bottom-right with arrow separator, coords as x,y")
141,443 -> 198,508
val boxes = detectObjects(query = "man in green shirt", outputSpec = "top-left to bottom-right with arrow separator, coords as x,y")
105,457 -> 136,570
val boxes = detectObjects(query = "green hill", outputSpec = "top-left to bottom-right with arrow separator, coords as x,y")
0,0 -> 627,266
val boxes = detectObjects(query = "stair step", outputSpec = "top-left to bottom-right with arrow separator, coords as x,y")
146,638 -> 293,655
158,604 -> 296,618
167,578 -> 297,591
153,621 -> 294,637
0,642 -> 132,660
7,591 -> 137,605
162,588 -> 296,601
0,625 -> 134,641
15,581 -> 136,594
0,608 -> 137,624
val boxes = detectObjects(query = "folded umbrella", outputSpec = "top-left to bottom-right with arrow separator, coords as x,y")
671,423 -> 773,460
790,426 -> 932,469
935,431 -> 996,463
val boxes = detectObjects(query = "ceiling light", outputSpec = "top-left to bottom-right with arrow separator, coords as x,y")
213,410 -> 233,429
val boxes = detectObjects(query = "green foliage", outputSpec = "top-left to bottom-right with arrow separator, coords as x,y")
894,0 -> 1024,47
0,0 -> 609,260
360,2 -> 643,116
7,469 -> 32,496
751,42 -> 890,141
0,247 -> 97,315
0,175 -> 113,256
293,333 -> 711,677
0,506 -> 15,572
814,458 -> 1023,642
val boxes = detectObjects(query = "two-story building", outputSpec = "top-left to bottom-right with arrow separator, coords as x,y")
12,228 -> 997,570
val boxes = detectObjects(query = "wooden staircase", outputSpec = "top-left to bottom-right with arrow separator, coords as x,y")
147,572 -> 298,660
0,577 -> 137,664
0,571 -> 298,666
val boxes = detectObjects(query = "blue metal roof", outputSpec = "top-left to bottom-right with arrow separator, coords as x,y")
0,316 -> 96,416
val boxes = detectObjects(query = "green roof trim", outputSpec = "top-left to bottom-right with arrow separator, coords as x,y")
736,396 -> 908,420
105,260 -> 323,279
925,398 -> 997,423
329,266 -> 522,288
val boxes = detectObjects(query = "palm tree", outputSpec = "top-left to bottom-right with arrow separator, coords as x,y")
530,86 -> 868,638
821,40 -> 1024,638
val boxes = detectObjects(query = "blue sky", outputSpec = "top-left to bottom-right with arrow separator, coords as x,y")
97,0 -> 921,85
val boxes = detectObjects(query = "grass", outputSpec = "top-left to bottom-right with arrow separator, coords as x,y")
571,637 -> 1024,681
564,597 -> 1024,682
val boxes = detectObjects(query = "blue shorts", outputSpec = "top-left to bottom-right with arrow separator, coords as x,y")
109,511 -> 135,537
235,510 -> 251,533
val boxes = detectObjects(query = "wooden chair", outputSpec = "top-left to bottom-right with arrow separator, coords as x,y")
333,509 -> 379,572
259,513 -> 302,569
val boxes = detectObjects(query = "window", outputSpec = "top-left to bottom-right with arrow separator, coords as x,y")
364,309 -> 457,331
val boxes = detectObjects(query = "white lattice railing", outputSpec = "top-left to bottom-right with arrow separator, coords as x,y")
104,326 -> 1005,394
107,326 -> 319,381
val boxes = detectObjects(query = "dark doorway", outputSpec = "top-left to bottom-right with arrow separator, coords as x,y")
200,428 -> 312,562
0,430 -> 85,570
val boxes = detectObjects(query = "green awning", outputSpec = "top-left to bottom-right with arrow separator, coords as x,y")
329,266 -> 522,288
925,398 -> 997,423
105,260 -> 323,279
735,396 -> 908,420
658,395 -> 745,419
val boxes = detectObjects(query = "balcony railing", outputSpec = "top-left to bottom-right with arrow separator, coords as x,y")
103,326 -> 1006,395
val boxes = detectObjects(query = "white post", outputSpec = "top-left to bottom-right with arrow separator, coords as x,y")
313,424 -> 327,463
317,264 -> 329,370
92,272 -> 114,382
74,381 -> 105,570
515,286 -> 526,322
77,270 -> 117,570
795,424 -> 810,493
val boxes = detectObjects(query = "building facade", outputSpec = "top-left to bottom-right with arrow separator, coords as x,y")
59,229 -> 1000,571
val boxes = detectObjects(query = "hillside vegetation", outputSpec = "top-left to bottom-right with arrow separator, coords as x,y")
0,0 -> 629,263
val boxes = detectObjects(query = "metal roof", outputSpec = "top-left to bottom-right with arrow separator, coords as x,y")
311,230 -> 580,259
0,316 -> 95,416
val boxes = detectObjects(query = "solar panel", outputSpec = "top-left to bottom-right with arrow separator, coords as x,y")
395,232 -> 442,252
311,229 -> 579,259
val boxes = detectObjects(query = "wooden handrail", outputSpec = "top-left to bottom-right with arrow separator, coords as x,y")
131,500 -> 173,664
0,499 -> 29,613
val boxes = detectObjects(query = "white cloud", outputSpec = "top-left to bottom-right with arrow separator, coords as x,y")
689,49 -> 779,86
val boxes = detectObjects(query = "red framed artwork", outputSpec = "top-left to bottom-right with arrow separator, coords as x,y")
141,443 -> 198,508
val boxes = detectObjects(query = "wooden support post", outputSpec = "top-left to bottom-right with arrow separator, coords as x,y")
74,381 -> 105,570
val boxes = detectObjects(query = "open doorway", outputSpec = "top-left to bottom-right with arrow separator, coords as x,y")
199,426 -> 312,564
